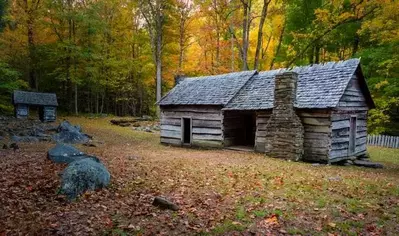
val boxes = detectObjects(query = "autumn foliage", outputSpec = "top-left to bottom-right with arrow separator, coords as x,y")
0,0 -> 398,132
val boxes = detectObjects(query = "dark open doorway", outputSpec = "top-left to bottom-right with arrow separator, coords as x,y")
182,117 -> 192,144
224,111 -> 256,148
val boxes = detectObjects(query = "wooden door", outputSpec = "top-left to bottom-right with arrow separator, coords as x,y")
349,116 -> 357,155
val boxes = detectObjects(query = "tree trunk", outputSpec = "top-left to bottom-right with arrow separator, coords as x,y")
65,0 -> 73,113
178,13 -> 185,72
260,33 -> 272,69
23,0 -> 37,90
352,33 -> 359,56
95,92 -> 99,114
216,24 -> 220,68
315,43 -> 320,64
156,29 -> 162,117
231,30 -> 234,71
254,0 -> 270,70
270,24 -> 285,70
74,83 -> 78,115
308,46 -> 314,64
241,0 -> 250,70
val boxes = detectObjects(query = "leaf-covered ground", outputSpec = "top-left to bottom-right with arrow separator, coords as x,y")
1,117 -> 399,235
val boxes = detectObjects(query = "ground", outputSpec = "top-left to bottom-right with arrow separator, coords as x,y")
1,117 -> 399,235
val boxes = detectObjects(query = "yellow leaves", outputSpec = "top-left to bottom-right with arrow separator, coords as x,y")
360,0 -> 399,43
337,12 -> 354,22
314,9 -> 330,23
375,80 -> 389,90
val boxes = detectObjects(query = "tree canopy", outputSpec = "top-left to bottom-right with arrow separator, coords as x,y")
0,0 -> 397,134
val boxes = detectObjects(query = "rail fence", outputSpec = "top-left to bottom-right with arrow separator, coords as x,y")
367,135 -> 399,148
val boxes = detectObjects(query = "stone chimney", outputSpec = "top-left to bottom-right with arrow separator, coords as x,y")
174,74 -> 187,86
263,72 -> 304,161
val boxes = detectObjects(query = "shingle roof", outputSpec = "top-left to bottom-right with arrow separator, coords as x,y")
13,90 -> 58,106
159,58 -> 371,109
158,70 -> 257,105
225,59 -> 362,110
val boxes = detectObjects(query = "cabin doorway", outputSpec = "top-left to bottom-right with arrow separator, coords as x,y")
349,116 -> 357,155
182,117 -> 192,145
223,111 -> 256,150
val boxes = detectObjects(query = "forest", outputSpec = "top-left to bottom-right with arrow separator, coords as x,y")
0,0 -> 398,135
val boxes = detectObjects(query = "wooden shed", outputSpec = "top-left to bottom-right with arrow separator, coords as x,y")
158,59 -> 375,163
12,90 -> 58,122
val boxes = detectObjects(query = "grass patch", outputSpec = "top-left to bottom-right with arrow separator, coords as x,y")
235,206 -> 247,220
212,220 -> 246,234
368,146 -> 399,165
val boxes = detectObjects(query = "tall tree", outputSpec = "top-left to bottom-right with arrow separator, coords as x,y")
176,0 -> 193,72
16,0 -> 42,90
240,0 -> 251,70
0,0 -> 7,31
253,0 -> 272,70
140,0 -> 166,116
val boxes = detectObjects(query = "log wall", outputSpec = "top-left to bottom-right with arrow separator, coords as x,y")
298,110 -> 332,163
40,106 -> 57,122
160,105 -> 223,148
254,111 -> 272,152
330,74 -> 369,162
15,104 -> 29,119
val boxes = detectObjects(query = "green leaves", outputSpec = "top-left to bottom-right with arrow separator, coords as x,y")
0,61 -> 26,113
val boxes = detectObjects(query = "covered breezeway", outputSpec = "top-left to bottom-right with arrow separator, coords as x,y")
223,110 -> 256,150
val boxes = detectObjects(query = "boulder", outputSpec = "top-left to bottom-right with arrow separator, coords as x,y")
142,115 -> 152,121
152,196 -> 179,211
47,143 -> 86,164
57,121 -> 81,133
60,158 -> 110,200
52,121 -> 90,144
353,160 -> 383,169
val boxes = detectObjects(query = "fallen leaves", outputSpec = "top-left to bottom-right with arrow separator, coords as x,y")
1,117 -> 399,235
263,214 -> 279,227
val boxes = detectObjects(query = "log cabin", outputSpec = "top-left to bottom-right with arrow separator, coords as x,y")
158,59 -> 375,163
12,90 -> 58,122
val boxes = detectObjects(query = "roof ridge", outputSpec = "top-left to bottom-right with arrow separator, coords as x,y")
182,70 -> 257,81
290,58 -> 360,73
224,70 -> 259,107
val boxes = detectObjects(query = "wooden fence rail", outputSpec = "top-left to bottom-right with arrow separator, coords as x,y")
367,135 -> 399,148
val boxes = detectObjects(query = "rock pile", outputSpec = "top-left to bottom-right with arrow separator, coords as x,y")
110,116 -> 160,132
132,124 -> 160,133
0,117 -> 92,145
47,143 -> 110,200
110,116 -> 153,127
52,121 -> 90,144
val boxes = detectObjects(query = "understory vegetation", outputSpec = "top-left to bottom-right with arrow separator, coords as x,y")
1,117 -> 398,235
